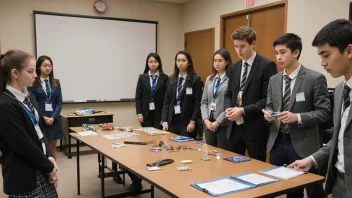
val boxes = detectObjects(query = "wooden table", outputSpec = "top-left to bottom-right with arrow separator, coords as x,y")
69,127 -> 325,198
61,112 -> 113,158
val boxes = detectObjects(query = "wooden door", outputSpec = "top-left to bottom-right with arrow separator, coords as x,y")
221,1 -> 287,72
185,28 -> 215,83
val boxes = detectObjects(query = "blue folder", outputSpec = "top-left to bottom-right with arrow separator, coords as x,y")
169,136 -> 193,142
190,172 -> 279,197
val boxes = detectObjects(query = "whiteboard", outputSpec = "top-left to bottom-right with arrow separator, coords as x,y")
34,11 -> 157,102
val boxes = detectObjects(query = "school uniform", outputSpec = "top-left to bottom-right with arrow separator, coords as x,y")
28,77 -> 63,141
162,74 -> 202,138
200,73 -> 229,149
0,85 -> 57,197
135,71 -> 169,129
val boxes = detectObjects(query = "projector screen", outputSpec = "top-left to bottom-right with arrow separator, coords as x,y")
34,11 -> 158,103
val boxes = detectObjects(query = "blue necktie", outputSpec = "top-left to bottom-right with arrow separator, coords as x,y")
151,75 -> 158,93
44,79 -> 51,97
214,77 -> 221,94
177,77 -> 184,100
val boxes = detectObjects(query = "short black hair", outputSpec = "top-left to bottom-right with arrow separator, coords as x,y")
273,33 -> 302,60
312,19 -> 352,53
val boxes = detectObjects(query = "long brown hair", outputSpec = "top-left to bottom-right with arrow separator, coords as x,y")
169,50 -> 196,84
209,49 -> 232,80
0,50 -> 33,94
34,55 -> 58,89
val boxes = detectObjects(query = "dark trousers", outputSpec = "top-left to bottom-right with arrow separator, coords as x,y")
270,136 -> 325,198
169,124 -> 197,138
141,111 -> 162,129
204,125 -> 227,150
227,125 -> 267,162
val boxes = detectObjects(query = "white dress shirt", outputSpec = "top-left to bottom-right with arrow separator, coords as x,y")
283,64 -> 302,124
240,52 -> 256,81
148,70 -> 159,87
335,78 -> 352,173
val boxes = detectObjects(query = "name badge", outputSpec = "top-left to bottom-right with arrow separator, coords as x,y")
186,87 -> 193,95
296,92 -> 305,102
45,101 -> 53,112
149,102 -> 155,110
174,101 -> 181,114
34,124 -> 44,140
211,102 -> 217,111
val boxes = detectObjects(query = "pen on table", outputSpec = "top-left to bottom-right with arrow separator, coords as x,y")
202,188 -> 209,193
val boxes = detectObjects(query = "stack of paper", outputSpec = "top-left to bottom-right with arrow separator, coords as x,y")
260,166 -> 306,180
77,131 -> 98,136
134,127 -> 169,136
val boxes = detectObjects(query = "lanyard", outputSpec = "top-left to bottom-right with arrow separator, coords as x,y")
20,102 -> 38,125
212,78 -> 226,100
42,80 -> 52,101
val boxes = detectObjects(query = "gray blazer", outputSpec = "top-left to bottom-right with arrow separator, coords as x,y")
201,75 -> 229,126
312,82 -> 352,196
266,66 -> 331,158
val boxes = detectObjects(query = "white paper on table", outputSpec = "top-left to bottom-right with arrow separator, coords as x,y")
197,178 -> 251,195
260,167 -> 305,180
236,173 -> 277,185
77,131 -> 98,136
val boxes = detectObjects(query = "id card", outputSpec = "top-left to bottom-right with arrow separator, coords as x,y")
174,105 -> 181,114
149,102 -> 155,110
186,87 -> 192,95
34,124 -> 44,139
45,101 -> 53,112
211,102 -> 217,111
296,92 -> 305,102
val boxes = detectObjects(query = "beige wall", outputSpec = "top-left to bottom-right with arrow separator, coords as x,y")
182,0 -> 349,87
0,0 -> 183,126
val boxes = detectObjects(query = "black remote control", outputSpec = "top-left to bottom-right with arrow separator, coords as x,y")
147,159 -> 174,167
124,141 -> 148,145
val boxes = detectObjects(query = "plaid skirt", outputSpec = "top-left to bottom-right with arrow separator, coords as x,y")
8,170 -> 58,198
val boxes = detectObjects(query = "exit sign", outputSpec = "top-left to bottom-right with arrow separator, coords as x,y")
245,0 -> 254,6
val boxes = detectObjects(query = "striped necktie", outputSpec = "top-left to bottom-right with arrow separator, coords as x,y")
343,83 -> 351,113
23,96 -> 35,116
151,75 -> 158,93
240,62 -> 249,91
177,77 -> 184,99
281,75 -> 292,134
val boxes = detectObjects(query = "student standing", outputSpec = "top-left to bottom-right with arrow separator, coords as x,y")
135,53 -> 168,129
263,33 -> 330,198
162,50 -> 202,138
28,55 -> 63,158
0,50 -> 58,197
224,26 -> 277,161
201,49 -> 232,149
289,19 -> 352,198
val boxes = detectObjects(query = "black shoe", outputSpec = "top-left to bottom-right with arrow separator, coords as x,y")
113,173 -> 123,184
128,180 -> 142,196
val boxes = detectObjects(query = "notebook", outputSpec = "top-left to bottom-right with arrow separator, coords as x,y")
169,136 -> 194,142
260,166 -> 306,180
224,156 -> 251,163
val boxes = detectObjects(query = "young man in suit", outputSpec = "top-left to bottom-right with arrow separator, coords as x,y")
263,33 -> 331,198
289,19 -> 352,198
224,26 -> 277,161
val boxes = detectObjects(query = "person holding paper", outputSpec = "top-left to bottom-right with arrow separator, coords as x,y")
263,33 -> 331,198
224,26 -> 277,161
0,50 -> 58,197
28,55 -> 63,159
135,53 -> 168,129
289,19 -> 352,198
162,51 -> 202,138
201,49 -> 232,149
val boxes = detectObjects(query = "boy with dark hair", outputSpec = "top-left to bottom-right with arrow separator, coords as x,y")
263,33 -> 331,198
289,19 -> 352,198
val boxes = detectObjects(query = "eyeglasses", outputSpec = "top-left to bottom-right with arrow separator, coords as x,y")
42,64 -> 52,69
